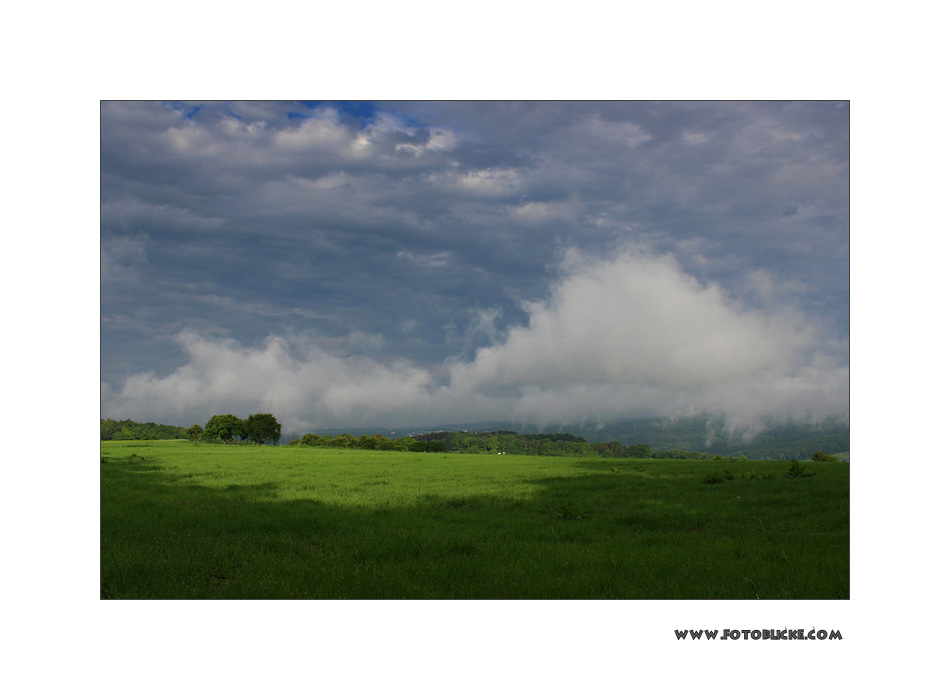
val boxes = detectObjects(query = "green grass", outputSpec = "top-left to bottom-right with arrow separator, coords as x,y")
101,441 -> 849,599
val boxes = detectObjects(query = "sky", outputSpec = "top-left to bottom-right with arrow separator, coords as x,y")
100,100 -> 849,434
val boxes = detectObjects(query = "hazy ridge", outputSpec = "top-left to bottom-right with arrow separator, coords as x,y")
284,415 -> 849,460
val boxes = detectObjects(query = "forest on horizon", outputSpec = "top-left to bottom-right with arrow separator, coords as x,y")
101,415 -> 848,461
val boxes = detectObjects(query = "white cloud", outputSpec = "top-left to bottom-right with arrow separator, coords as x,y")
450,250 -> 810,391
427,167 -> 523,197
103,249 -> 848,432
103,331 -> 435,433
272,110 -> 354,154
102,102 -> 462,182
442,249 -> 847,427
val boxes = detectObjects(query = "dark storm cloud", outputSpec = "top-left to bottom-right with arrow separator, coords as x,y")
101,100 -> 848,431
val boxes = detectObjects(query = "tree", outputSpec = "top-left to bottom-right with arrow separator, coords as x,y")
392,437 -> 414,451
113,426 -> 139,440
204,414 -> 244,443
592,441 -> 627,458
297,433 -> 326,446
627,443 -> 651,458
101,419 -> 121,441
244,413 -> 282,445
330,433 -> 357,449
186,424 -> 205,442
101,418 -> 189,441
357,434 -> 378,450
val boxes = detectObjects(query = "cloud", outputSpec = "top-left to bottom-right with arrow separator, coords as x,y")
446,249 -> 846,426
103,102 -> 462,180
102,249 -> 847,432
103,331 -> 435,434
100,102 -> 848,434
100,198 -> 225,232
396,250 -> 452,267
451,250 -> 805,388
100,233 -> 148,285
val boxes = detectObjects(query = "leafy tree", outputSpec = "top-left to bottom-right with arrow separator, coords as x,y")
244,413 -> 281,445
297,433 -> 327,446
101,418 -> 189,440
101,419 -> 121,441
357,434 -> 379,450
113,426 -> 139,440
357,434 -> 390,450
330,433 -> 358,449
392,437 -> 414,451
592,441 -> 627,457
186,424 -> 205,442
627,443 -> 651,458
205,414 -> 244,443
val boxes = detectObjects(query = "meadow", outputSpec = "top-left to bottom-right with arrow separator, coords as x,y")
100,441 -> 849,599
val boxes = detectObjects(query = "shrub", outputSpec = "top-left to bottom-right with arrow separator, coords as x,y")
786,459 -> 816,478
306,434 -> 324,446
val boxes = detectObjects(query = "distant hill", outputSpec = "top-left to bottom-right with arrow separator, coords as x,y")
564,416 -> 849,460
291,415 -> 848,460
530,417 -> 840,460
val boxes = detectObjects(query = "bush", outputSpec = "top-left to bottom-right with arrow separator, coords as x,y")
330,434 -> 358,449
812,451 -> 840,462
786,459 -> 816,478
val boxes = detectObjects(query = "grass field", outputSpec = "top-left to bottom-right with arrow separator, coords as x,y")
100,440 -> 849,599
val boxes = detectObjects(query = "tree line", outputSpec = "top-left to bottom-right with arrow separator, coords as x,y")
101,418 -> 189,441
289,433 -> 446,451
414,430 -> 652,457
102,419 -> 843,461
101,414 -> 282,446
288,429 -> 652,458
